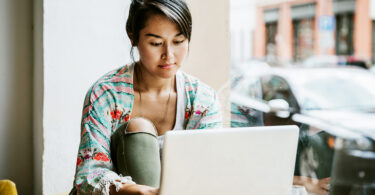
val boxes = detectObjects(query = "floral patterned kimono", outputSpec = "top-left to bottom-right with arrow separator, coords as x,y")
71,64 -> 222,194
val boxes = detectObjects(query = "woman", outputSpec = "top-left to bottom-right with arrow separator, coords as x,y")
71,0 -> 222,194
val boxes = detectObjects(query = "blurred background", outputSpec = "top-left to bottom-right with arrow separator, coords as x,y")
230,0 -> 375,194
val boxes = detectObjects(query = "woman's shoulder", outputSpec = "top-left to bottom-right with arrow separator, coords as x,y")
180,71 -> 218,107
93,64 -> 132,86
180,71 -> 216,95
84,64 -> 133,104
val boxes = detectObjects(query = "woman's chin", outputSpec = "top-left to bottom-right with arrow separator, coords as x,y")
156,67 -> 179,79
158,71 -> 177,79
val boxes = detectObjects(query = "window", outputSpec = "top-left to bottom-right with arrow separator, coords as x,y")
230,0 -> 375,193
293,18 -> 315,62
335,13 -> 354,55
265,22 -> 278,59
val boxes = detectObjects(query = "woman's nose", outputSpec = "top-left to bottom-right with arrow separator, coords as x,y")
162,45 -> 174,60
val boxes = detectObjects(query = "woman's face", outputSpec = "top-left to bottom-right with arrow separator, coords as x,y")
136,14 -> 189,79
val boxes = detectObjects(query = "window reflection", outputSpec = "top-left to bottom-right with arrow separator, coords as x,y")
336,13 -> 354,55
230,0 -> 375,194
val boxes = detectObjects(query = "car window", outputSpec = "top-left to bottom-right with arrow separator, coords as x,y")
261,76 -> 299,110
289,70 -> 375,110
301,77 -> 375,110
233,76 -> 262,99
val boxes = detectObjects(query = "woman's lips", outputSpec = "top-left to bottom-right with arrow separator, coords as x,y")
159,64 -> 174,69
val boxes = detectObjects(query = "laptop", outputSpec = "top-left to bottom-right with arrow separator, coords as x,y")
159,125 -> 299,195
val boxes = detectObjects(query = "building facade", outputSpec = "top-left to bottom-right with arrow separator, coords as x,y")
253,0 -> 373,65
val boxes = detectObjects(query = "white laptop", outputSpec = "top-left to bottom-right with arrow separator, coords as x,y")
159,125 -> 299,195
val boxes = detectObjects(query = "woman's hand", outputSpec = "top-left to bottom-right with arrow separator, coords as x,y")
304,177 -> 330,195
293,176 -> 330,195
110,183 -> 159,195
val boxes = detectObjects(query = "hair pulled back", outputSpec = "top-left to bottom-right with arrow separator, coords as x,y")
126,0 -> 192,47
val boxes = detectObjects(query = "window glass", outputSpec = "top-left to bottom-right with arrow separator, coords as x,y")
230,0 -> 375,193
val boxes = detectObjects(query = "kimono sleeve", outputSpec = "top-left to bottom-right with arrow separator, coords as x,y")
197,91 -> 223,129
71,86 -> 134,195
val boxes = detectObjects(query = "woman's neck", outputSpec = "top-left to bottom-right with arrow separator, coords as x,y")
134,62 -> 175,94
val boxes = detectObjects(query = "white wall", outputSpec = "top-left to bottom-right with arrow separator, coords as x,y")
0,0 -> 34,194
38,0 -> 230,194
40,1 -> 132,194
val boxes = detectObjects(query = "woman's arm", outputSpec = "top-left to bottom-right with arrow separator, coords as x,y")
109,183 -> 158,195
73,86 -> 134,194
293,176 -> 330,195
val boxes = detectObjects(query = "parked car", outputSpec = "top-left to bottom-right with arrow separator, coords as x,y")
303,55 -> 368,69
302,55 -> 343,68
231,66 -> 375,179
233,66 -> 375,137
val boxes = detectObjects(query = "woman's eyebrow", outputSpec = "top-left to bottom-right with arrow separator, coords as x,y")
145,33 -> 162,38
145,32 -> 183,38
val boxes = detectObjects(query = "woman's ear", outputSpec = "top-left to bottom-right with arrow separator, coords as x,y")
127,32 -> 135,46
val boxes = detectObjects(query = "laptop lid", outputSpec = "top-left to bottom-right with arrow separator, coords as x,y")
159,125 -> 299,195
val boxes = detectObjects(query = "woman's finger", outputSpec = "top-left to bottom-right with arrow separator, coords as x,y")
321,183 -> 330,191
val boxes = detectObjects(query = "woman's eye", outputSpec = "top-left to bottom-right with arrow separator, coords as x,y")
174,40 -> 185,45
150,42 -> 162,46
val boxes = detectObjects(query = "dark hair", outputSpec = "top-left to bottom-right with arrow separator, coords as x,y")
126,0 -> 192,59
